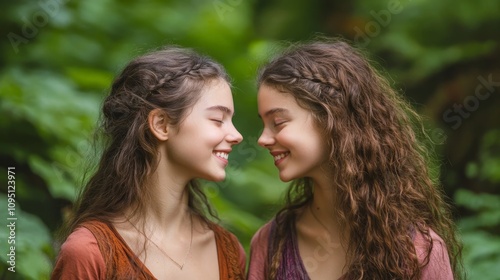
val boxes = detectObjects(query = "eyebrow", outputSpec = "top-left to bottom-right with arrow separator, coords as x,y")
206,105 -> 234,116
258,108 -> 288,119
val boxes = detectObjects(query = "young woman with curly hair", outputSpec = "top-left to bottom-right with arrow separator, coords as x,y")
248,39 -> 463,280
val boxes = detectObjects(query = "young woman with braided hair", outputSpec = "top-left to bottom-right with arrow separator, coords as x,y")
52,47 -> 245,279
248,39 -> 463,280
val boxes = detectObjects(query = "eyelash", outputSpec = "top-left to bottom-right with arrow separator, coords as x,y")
211,119 -> 224,124
274,121 -> 286,127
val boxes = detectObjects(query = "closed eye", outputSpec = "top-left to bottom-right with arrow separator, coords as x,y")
211,119 -> 224,124
274,121 -> 286,127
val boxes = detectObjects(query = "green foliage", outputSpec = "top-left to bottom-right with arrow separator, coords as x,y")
455,130 -> 500,279
1,0 -> 499,278
0,192 -> 52,280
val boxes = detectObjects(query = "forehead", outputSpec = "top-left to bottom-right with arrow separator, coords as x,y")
194,79 -> 234,109
257,84 -> 299,114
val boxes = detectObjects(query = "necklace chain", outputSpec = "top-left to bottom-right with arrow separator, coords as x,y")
309,204 -> 331,235
308,204 -> 342,249
130,214 -> 193,270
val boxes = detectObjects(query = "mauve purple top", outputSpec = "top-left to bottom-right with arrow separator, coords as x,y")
247,220 -> 454,280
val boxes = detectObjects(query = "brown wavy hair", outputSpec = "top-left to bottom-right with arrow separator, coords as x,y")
259,39 -> 463,279
60,46 -> 229,240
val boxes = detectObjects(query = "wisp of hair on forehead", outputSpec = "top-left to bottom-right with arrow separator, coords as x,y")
259,39 -> 463,280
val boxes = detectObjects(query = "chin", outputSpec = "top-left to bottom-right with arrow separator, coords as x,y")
204,171 -> 226,182
212,176 -> 226,182
279,173 -> 295,182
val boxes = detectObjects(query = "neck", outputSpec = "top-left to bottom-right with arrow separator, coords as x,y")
125,164 -> 192,234
296,176 -> 345,250
308,176 -> 339,233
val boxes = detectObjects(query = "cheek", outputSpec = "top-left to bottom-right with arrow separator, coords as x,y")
201,126 -> 225,144
297,133 -> 327,162
274,131 -> 293,148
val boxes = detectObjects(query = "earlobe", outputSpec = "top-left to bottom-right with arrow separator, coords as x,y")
148,109 -> 169,141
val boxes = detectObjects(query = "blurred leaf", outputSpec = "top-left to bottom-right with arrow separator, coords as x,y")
455,189 -> 500,212
28,155 -> 76,201
65,67 -> 114,90
460,230 -> 500,279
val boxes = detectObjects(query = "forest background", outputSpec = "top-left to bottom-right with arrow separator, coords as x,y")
1,0 -> 499,279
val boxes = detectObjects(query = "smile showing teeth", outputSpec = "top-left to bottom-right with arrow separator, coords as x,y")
214,152 -> 229,160
273,152 -> 289,161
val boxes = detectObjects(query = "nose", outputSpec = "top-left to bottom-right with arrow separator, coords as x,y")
226,122 -> 243,144
257,128 -> 274,148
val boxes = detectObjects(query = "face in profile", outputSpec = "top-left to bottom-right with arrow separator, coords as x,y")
257,84 -> 328,182
165,79 -> 243,182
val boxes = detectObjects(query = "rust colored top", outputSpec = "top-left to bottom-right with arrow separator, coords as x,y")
52,220 -> 246,280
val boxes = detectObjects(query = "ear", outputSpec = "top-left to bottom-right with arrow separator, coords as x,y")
148,109 -> 170,141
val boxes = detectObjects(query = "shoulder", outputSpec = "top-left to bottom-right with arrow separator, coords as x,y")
250,219 -> 274,249
220,225 -> 247,259
211,222 -> 244,250
209,222 -> 247,273
60,227 -> 102,259
414,228 -> 449,263
248,220 -> 274,280
414,228 -> 454,280
51,227 -> 106,280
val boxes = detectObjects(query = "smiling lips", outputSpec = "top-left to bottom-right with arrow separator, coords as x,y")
272,152 -> 289,165
214,151 -> 229,160
214,151 -> 230,165
214,150 -> 289,165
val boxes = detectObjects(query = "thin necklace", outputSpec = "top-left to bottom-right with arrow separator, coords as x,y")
130,213 -> 193,270
309,204 -> 342,248
309,204 -> 332,235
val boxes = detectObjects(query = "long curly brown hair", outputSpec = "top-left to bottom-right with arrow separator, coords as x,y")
259,39 -> 463,279
60,47 -> 228,241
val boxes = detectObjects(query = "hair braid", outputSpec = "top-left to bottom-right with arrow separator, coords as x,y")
258,38 -> 463,279
61,46 -> 229,241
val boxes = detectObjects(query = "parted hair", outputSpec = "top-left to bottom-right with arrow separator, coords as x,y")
259,39 -> 463,279
62,47 -> 228,240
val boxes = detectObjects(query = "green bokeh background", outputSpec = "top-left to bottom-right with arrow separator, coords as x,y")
1,0 -> 499,279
